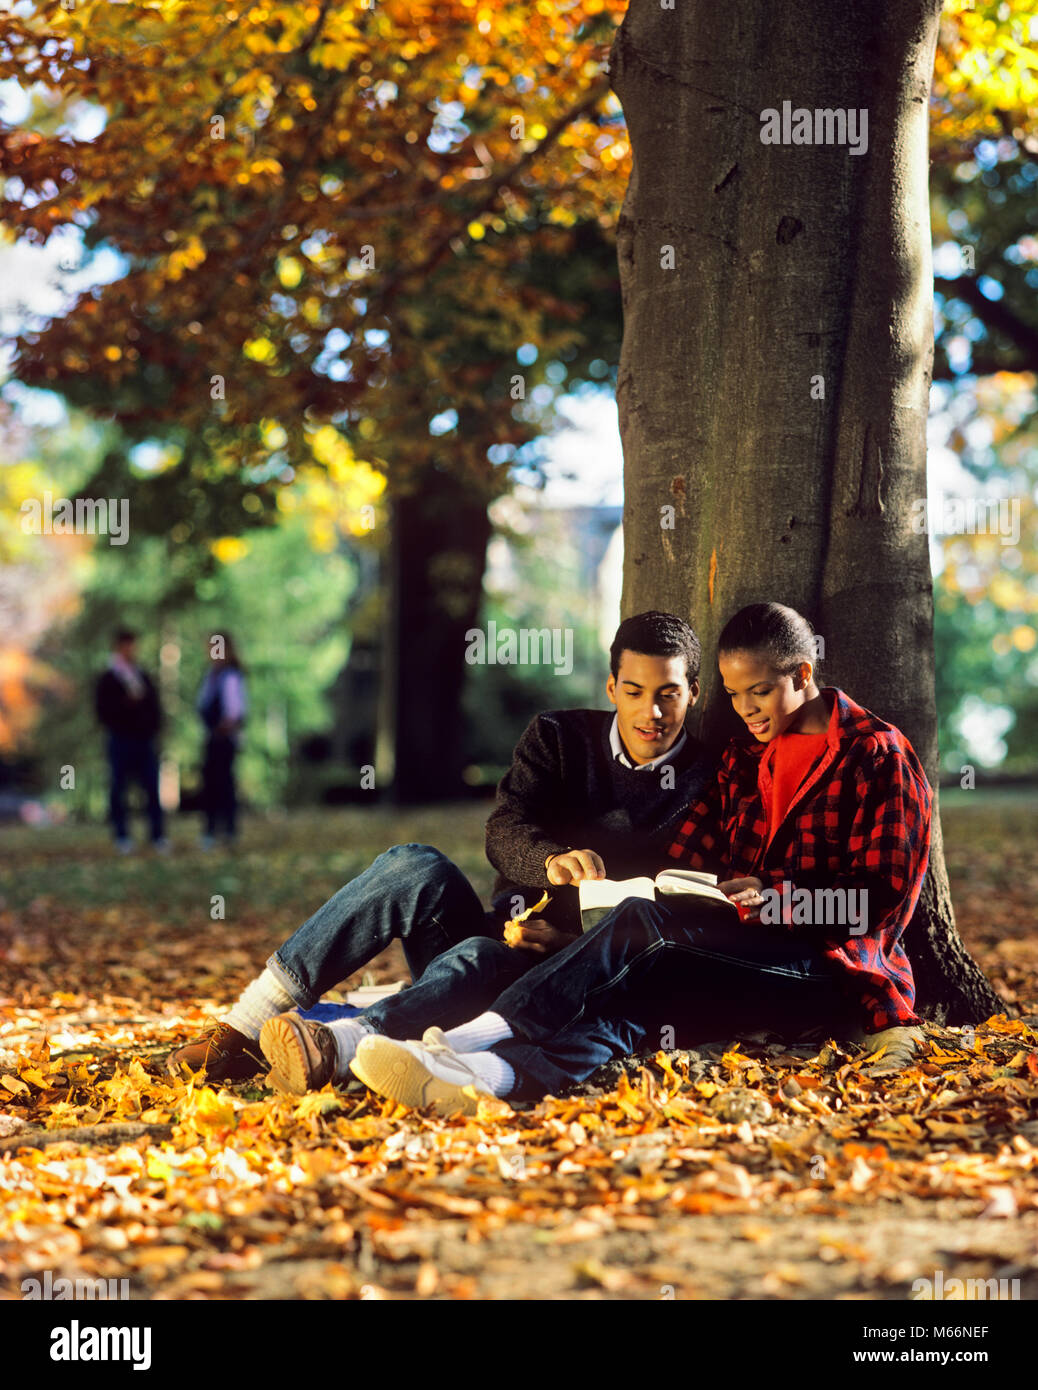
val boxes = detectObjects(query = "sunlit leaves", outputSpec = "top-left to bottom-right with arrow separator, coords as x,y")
0,801 -> 1035,1295
163,234 -> 207,281
242,336 -> 277,364
0,0 -> 629,497
276,255 -> 303,288
934,0 -> 1038,154
209,535 -> 250,564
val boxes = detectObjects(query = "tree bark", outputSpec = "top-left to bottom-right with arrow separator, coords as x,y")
378,476 -> 491,804
610,0 -> 1001,1023
1,1123 -> 174,1153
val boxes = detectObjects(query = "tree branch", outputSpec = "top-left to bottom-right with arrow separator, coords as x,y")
372,77 -> 613,314
2,1122 -> 174,1153
298,0 -> 336,59
935,275 -> 1038,368
931,352 -> 1029,380
82,1 -> 264,76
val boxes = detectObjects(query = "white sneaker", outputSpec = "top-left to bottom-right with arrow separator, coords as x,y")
350,1034 -> 492,1115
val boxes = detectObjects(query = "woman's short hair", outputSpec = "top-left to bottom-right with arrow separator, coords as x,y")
717,602 -> 818,677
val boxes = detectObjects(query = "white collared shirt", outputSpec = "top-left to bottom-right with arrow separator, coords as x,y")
109,653 -> 146,699
609,713 -> 687,771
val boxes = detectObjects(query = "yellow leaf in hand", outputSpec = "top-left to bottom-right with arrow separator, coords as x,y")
504,890 -> 551,943
509,891 -> 550,926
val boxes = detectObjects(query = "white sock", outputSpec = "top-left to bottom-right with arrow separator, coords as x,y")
458,1050 -> 515,1097
440,1012 -> 513,1052
325,1015 -> 375,1076
223,968 -> 298,1041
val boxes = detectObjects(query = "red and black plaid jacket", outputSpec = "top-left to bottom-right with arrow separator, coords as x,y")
666,688 -> 932,1031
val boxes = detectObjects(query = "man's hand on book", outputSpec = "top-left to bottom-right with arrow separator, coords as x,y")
718,876 -> 765,921
545,849 -> 606,885
504,919 -> 573,955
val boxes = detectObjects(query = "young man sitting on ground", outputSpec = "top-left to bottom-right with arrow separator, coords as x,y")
166,611 -> 716,1089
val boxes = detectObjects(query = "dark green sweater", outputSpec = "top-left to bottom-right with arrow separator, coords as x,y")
484,709 -> 716,935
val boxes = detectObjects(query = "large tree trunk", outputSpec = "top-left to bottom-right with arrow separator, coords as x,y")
376,476 -> 491,804
610,0 -> 1000,1023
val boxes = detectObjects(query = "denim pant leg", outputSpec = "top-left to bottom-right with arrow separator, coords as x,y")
361,937 -> 535,1038
486,897 -> 845,1099
140,740 -> 164,842
266,844 -> 496,1009
495,954 -> 844,1100
495,1014 -> 652,1101
203,734 -> 236,836
107,735 -> 129,840
491,896 -> 838,1044
202,735 -> 218,835
224,745 -> 237,837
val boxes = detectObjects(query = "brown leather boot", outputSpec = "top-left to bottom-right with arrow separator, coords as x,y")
259,1012 -> 338,1093
166,1022 -> 267,1082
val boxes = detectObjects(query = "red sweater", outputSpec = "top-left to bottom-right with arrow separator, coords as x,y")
760,700 -> 834,846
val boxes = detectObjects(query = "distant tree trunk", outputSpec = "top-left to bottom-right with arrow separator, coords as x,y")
610,0 -> 1001,1023
377,476 -> 491,804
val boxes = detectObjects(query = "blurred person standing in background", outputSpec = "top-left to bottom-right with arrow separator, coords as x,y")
197,632 -> 247,848
95,627 -> 167,853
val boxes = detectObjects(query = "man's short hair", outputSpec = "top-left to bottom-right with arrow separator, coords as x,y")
113,627 -> 137,645
609,611 -> 701,685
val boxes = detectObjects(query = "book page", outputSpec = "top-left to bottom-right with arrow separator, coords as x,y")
656,869 -> 718,888
577,876 -> 657,912
655,869 -> 733,908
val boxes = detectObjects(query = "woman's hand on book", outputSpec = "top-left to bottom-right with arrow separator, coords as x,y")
546,849 -> 606,885
718,876 -> 765,921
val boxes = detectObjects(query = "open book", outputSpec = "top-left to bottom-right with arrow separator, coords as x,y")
577,869 -> 743,931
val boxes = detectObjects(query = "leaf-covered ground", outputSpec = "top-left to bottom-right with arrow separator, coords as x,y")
1,792 -> 1036,1301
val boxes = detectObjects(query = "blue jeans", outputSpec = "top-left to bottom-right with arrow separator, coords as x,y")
266,844 -> 517,1009
358,939 -> 536,1039
479,897 -> 851,1099
360,936 -> 535,1037
107,733 -> 164,843
202,732 -> 238,838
